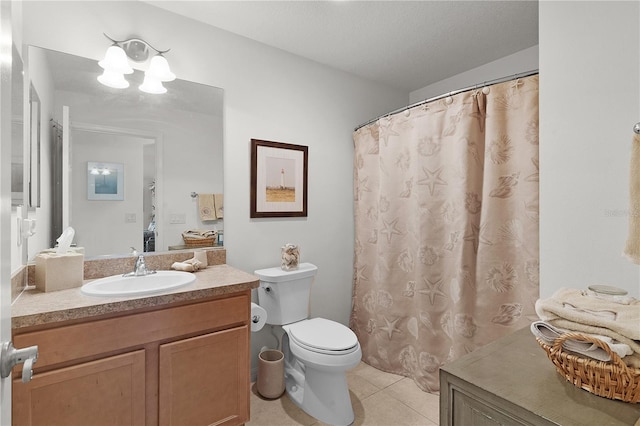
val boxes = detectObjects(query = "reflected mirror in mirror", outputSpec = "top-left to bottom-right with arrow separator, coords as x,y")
28,45 -> 223,258
11,44 -> 24,206
29,83 -> 41,208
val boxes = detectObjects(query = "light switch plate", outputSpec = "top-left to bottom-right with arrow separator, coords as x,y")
125,213 -> 137,223
169,213 -> 186,224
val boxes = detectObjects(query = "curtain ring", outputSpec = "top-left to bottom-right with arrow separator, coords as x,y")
445,92 -> 453,104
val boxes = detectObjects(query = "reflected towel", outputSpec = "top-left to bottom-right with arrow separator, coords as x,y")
198,194 -> 217,221
624,133 -> 640,263
214,193 -> 224,219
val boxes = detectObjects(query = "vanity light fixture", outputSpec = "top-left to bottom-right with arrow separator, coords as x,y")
90,166 -> 112,175
97,33 -> 175,94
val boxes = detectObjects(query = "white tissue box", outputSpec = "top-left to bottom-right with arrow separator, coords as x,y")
35,252 -> 84,292
40,247 -> 85,255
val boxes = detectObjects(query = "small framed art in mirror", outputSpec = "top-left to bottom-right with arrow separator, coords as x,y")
250,139 -> 308,218
87,161 -> 124,201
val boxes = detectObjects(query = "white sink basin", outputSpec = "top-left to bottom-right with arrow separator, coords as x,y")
81,271 -> 196,297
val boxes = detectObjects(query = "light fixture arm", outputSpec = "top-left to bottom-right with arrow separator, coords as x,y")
103,33 -> 171,62
98,32 -> 175,93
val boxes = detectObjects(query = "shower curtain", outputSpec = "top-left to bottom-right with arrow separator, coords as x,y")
351,75 -> 539,392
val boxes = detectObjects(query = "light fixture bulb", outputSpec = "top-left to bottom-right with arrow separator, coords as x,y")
147,54 -> 175,82
101,169 -> 111,175
97,69 -> 129,89
90,168 -> 100,175
139,74 -> 167,94
98,44 -> 134,74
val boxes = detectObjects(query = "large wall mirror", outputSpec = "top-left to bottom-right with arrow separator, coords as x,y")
28,46 -> 224,258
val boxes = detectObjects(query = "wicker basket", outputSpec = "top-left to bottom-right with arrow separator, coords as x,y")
536,332 -> 640,403
182,231 -> 217,247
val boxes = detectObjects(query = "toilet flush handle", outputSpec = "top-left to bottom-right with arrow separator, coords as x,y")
260,282 -> 273,293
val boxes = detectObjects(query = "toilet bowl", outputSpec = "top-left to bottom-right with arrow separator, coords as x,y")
255,263 -> 362,426
282,318 -> 361,425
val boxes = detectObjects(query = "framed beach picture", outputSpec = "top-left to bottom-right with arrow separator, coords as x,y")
87,161 -> 124,201
250,139 -> 308,218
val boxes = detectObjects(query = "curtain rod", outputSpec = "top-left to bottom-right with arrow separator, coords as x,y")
354,69 -> 539,131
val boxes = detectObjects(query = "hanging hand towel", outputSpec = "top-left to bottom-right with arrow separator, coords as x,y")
214,193 -> 224,219
198,194 -> 217,221
624,133 -> 640,263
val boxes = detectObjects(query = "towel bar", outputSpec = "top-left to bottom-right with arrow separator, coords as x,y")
634,122 -> 640,134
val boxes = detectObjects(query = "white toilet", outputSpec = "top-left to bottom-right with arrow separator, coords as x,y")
255,263 -> 361,426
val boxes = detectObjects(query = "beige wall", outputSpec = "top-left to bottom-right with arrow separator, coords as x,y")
540,1 -> 640,297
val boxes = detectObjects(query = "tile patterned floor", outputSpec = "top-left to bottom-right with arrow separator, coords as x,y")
247,362 -> 439,426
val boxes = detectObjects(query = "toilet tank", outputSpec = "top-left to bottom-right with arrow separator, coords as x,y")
255,263 -> 318,325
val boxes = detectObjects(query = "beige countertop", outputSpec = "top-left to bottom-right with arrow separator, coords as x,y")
12,264 -> 259,330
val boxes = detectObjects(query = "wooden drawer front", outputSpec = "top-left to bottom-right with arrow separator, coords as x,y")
158,326 -> 249,426
13,350 -> 146,426
450,386 -> 536,426
14,293 -> 249,370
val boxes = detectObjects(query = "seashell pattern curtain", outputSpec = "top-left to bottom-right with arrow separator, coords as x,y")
350,75 -> 539,392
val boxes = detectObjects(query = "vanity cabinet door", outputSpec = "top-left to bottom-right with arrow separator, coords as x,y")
12,350 -> 146,426
158,325 -> 249,426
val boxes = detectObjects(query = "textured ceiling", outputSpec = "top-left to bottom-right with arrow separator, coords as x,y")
146,0 -> 539,92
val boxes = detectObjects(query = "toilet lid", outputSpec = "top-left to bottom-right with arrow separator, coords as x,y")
287,318 -> 358,352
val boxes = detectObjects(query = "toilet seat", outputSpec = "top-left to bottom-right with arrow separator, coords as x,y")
286,318 -> 359,355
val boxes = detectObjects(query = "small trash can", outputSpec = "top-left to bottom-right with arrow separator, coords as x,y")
257,349 -> 285,399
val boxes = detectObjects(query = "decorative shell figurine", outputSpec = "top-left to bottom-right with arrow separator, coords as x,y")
281,244 -> 300,271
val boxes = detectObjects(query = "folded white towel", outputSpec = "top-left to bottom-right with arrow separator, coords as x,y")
535,288 -> 640,354
171,259 -> 204,272
530,321 -> 633,362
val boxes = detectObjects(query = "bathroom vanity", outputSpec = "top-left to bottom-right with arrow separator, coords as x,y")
11,256 -> 258,426
440,326 -> 640,426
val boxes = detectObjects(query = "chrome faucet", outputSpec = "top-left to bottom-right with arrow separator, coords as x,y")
124,248 -> 156,277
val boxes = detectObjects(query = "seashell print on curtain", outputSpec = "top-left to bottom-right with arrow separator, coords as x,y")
351,75 -> 539,392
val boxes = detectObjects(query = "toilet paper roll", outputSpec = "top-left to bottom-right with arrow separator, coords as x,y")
251,303 -> 267,332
